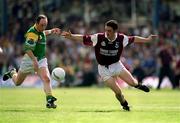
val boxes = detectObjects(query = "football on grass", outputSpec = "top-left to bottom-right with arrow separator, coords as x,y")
51,67 -> 65,81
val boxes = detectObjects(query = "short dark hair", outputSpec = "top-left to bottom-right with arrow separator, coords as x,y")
36,14 -> 47,24
105,20 -> 118,31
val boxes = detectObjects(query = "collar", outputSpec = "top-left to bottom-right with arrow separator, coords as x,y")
34,24 -> 40,32
105,32 -> 117,42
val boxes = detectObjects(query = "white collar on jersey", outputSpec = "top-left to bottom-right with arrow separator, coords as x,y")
105,32 -> 118,42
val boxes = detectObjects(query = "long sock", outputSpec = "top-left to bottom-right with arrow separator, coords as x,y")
115,94 -> 125,104
121,100 -> 128,107
134,84 -> 140,88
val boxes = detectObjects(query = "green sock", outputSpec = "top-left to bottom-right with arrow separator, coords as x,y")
46,95 -> 53,101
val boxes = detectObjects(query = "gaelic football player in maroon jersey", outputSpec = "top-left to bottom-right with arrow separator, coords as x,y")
62,20 -> 157,111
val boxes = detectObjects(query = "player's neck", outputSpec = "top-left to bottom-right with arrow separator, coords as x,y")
34,24 -> 41,32
108,34 -> 116,41
109,35 -> 115,41
105,32 -> 117,42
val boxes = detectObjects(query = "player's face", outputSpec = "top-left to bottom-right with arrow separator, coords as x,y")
36,18 -> 48,32
105,26 -> 115,40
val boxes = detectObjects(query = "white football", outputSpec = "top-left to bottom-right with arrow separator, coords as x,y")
51,67 -> 65,81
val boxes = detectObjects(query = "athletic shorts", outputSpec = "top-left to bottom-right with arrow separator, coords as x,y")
19,54 -> 48,73
98,61 -> 125,81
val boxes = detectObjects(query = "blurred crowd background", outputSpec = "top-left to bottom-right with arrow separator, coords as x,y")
0,0 -> 179,88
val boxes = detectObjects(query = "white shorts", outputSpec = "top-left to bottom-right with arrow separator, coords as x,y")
19,54 -> 48,73
98,61 -> 125,81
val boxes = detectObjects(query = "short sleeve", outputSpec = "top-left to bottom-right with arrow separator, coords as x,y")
83,33 -> 98,47
123,35 -> 134,47
24,32 -> 38,52
90,34 -> 98,46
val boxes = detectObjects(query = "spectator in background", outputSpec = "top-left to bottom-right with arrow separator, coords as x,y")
76,56 -> 97,87
63,64 -> 75,87
174,59 -> 180,88
157,43 -> 176,89
142,50 -> 156,77
132,59 -> 145,84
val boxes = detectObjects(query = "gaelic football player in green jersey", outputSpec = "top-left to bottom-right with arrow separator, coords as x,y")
3,15 -> 61,108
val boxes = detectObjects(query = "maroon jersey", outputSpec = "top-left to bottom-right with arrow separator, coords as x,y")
83,33 -> 134,65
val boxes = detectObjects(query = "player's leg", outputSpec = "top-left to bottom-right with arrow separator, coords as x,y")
118,67 -> 150,92
98,64 -> 130,111
12,70 -> 29,86
38,67 -> 52,95
104,77 -> 130,111
38,67 -> 57,108
3,68 -> 28,86
3,55 -> 34,85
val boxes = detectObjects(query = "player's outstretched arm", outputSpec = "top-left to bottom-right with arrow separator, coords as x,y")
44,28 -> 61,36
61,31 -> 84,43
134,34 -> 158,43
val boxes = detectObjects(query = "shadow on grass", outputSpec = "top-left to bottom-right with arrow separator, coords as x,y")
1,109 -> 57,112
77,109 -> 121,113
1,109 -> 27,112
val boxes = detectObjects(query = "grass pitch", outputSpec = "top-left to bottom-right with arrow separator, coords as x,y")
0,87 -> 180,123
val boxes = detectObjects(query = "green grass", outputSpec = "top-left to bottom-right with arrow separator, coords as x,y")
0,87 -> 180,123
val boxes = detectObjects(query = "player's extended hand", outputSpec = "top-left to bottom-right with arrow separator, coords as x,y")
61,30 -> 72,38
51,28 -> 61,35
147,34 -> 158,42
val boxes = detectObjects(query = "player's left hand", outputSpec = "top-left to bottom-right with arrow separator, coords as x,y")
51,28 -> 61,35
61,30 -> 72,38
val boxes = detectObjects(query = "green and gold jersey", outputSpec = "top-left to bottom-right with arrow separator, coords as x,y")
24,25 -> 46,61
